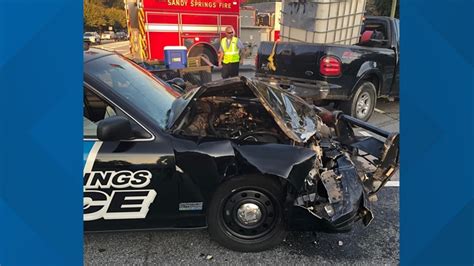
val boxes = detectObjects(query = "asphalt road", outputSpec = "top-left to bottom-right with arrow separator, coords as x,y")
85,187 -> 399,264
85,41 -> 401,264
92,40 -> 131,57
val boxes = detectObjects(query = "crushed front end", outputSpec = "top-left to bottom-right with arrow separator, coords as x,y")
167,76 -> 400,230
292,108 -> 399,230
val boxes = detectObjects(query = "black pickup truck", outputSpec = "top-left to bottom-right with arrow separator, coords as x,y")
255,16 -> 400,121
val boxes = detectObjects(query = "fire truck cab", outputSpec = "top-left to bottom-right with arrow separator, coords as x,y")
126,0 -> 240,65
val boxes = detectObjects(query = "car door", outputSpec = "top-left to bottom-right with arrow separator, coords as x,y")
360,18 -> 397,96
83,86 -> 178,231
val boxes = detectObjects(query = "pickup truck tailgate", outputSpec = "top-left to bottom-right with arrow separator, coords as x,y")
257,41 -> 326,80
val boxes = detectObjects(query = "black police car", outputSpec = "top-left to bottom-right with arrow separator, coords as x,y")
83,48 -> 399,252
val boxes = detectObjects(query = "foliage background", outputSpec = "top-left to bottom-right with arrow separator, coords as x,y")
84,0 -> 126,32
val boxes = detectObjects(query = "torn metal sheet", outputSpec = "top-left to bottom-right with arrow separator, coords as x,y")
164,76 -> 399,230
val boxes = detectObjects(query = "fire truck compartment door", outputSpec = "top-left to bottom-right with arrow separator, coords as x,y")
146,12 -> 180,60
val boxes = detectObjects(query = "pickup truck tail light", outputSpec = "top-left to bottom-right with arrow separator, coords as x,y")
320,56 -> 341,76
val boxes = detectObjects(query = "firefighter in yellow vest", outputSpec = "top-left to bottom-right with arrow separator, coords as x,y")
218,26 -> 244,79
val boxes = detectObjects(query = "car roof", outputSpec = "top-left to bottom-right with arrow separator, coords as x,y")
84,48 -> 114,64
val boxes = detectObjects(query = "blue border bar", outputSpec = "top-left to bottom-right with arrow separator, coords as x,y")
0,0 -> 83,264
401,0 -> 474,264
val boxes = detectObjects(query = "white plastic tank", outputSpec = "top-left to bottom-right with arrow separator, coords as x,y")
280,0 -> 367,45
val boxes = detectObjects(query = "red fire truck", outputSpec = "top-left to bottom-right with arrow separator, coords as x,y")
125,0 -> 240,65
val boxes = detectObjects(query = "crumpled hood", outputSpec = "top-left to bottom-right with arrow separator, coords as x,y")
246,79 -> 320,143
167,76 -> 320,143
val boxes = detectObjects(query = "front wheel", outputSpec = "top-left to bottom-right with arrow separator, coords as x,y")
207,175 -> 287,252
339,81 -> 377,121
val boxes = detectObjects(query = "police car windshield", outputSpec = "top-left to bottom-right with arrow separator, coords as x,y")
85,53 -> 179,129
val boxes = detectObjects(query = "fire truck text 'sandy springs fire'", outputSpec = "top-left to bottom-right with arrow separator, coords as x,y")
167,0 -> 233,9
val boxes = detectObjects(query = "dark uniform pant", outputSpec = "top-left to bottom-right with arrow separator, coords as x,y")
221,62 -> 240,79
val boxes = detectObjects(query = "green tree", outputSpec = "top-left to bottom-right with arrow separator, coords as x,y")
104,0 -> 125,8
84,1 -> 106,31
366,0 -> 399,18
107,8 -> 127,29
84,0 -> 126,31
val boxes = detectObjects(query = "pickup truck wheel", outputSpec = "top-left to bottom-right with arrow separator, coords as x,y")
207,175 -> 287,252
340,81 -> 377,121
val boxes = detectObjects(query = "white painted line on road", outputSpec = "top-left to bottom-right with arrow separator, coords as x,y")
385,180 -> 399,187
374,108 -> 385,114
359,131 -> 372,137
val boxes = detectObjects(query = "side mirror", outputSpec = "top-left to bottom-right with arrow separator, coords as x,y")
97,116 -> 132,141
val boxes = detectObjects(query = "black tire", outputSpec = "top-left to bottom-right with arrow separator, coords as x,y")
207,175 -> 287,252
339,81 -> 377,121
189,46 -> 217,66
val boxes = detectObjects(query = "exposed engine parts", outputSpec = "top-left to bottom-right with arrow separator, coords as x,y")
175,92 -> 372,226
294,134 -> 376,226
169,77 -> 399,230
178,96 -> 288,143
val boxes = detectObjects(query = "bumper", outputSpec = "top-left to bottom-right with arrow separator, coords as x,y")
292,152 -> 373,230
254,74 -> 349,101
85,37 -> 98,43
289,110 -> 399,231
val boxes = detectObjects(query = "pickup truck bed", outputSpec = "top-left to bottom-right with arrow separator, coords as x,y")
255,16 -> 399,121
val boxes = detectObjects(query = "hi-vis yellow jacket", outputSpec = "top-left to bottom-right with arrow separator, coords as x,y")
220,37 -> 240,64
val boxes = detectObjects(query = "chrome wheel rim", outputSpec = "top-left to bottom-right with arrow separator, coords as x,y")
356,92 -> 371,118
237,203 -> 262,225
221,189 -> 278,240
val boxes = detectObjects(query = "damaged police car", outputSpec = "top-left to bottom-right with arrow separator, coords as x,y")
84,48 -> 399,252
